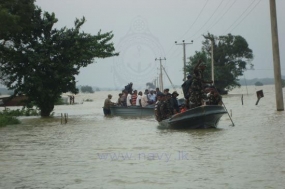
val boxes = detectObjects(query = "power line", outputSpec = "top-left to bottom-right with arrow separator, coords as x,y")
188,0 -> 226,41
178,0 -> 209,40
207,0 -> 237,32
224,0 -> 257,33
164,0 -> 209,57
229,0 -> 262,33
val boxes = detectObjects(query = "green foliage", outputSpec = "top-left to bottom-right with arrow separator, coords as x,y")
186,33 -> 253,91
0,5 -> 118,117
255,81 -> 263,86
0,0 -> 35,40
146,82 -> 156,89
54,97 -> 66,105
0,107 -> 40,116
81,85 -> 94,93
0,115 -> 20,127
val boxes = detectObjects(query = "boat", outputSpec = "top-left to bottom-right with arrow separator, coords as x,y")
109,105 -> 154,117
0,95 -> 28,106
158,105 -> 227,129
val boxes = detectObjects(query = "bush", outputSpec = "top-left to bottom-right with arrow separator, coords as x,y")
0,115 -> 20,127
81,85 -> 94,93
255,81 -> 263,86
0,107 -> 40,117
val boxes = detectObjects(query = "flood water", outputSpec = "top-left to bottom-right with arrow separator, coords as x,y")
0,85 -> 285,189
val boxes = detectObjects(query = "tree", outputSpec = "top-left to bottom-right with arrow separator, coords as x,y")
81,86 -> 94,93
146,82 -> 156,90
0,6 -> 118,117
185,33 -> 253,92
0,0 -> 35,41
255,81 -> 263,86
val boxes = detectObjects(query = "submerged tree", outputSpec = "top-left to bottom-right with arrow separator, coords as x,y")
185,33 -> 253,92
0,6 -> 118,117
81,85 -> 94,93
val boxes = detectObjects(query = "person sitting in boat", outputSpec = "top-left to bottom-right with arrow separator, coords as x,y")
136,91 -> 143,107
103,94 -> 115,116
163,88 -> 169,95
207,89 -> 222,105
131,90 -> 137,105
179,104 -> 187,113
170,91 -> 180,114
154,92 -> 164,122
147,90 -> 156,104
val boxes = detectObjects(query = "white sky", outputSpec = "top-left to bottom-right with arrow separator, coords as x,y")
35,0 -> 285,89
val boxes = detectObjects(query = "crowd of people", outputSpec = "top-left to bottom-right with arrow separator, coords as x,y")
103,60 -> 222,118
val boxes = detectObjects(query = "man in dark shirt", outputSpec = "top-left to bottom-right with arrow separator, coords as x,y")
103,94 -> 115,116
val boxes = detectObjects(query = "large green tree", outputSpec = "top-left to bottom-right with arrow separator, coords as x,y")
185,33 -> 253,92
0,0 -> 35,40
0,5 -> 118,117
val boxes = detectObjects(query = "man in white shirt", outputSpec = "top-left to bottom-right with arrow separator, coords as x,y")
126,91 -> 132,106
141,89 -> 149,107
136,91 -> 143,107
147,90 -> 156,104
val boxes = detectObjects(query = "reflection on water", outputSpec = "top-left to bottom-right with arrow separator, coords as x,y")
0,85 -> 285,189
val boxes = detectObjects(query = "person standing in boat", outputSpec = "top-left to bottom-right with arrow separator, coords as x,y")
189,70 -> 204,108
124,82 -> 133,94
181,75 -> 193,108
170,91 -> 180,114
147,90 -> 156,104
120,90 -> 127,106
117,93 -> 122,106
136,91 -> 143,107
154,92 -> 164,122
141,89 -> 150,107
160,93 -> 172,120
126,91 -> 132,106
131,90 -> 137,106
103,94 -> 115,116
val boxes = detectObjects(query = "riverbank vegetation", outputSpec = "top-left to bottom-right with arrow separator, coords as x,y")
0,107 -> 40,127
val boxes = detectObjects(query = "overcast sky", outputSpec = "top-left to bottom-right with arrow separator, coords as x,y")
35,0 -> 285,89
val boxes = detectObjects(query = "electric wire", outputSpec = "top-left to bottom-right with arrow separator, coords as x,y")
229,0 -> 262,33
224,0 -> 257,33
187,0 -> 225,41
207,0 -> 237,32
164,0 -> 209,57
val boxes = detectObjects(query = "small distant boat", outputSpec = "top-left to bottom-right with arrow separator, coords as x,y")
110,105 -> 154,117
158,105 -> 226,129
0,95 -> 28,106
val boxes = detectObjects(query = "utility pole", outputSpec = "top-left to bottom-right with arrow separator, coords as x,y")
203,34 -> 215,84
269,0 -> 284,111
155,57 -> 166,91
175,40 -> 193,81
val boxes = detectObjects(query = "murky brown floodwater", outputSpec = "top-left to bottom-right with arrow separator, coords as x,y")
0,85 -> 285,189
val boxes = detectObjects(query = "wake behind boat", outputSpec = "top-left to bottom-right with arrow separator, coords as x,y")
159,105 -> 226,129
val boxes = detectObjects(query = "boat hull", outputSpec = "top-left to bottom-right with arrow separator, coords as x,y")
110,106 -> 154,117
159,105 -> 226,129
